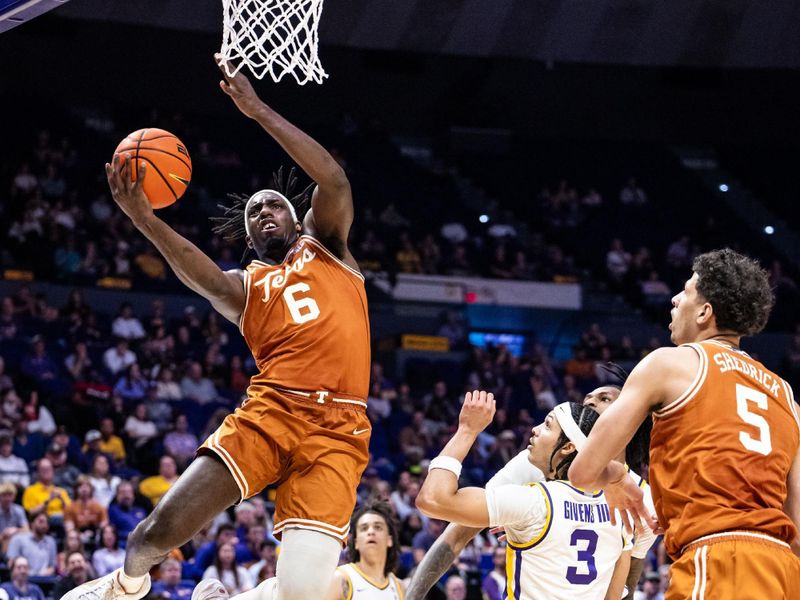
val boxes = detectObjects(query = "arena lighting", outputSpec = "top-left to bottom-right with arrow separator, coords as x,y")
719,184 -> 729,192
764,225 -> 775,235
479,214 -> 489,223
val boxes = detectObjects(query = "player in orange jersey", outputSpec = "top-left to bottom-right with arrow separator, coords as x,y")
570,249 -> 800,599
65,55 -> 370,600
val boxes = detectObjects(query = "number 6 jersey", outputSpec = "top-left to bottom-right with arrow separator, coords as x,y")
649,340 -> 799,558
485,480 -> 631,600
240,235 -> 371,399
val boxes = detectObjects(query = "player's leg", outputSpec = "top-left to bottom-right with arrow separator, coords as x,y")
405,523 -> 483,599
125,454 -> 241,575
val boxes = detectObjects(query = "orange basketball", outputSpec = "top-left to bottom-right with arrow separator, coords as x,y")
113,128 -> 192,209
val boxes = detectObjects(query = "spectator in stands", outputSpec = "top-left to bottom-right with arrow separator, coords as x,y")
396,233 -> 423,274
619,177 -> 648,205
114,364 -> 149,403
20,336 -> 58,384
180,362 -> 219,404
202,542 -> 253,595
481,546 -> 506,600
21,390 -> 55,437
48,442 -> 81,492
227,356 -> 249,396
154,367 -> 182,401
53,551 -> 91,599
634,570 -> 665,600
665,235 -> 691,270
92,524 -> 125,576
234,523 -> 266,565
246,539 -> 277,584
97,417 -> 126,465
0,299 -> 18,340
0,434 -> 29,488
133,245 -> 167,282
418,234 -> 442,274
444,244 -> 471,276
7,512 -> 57,576
412,518 -> 445,566
124,402 -> 159,462
379,203 -> 410,229
56,528 -> 86,576
0,356 -> 14,390
108,480 -> 147,542
1,556 -> 46,600
163,414 -> 199,470
444,574 -> 467,600
103,337 -> 137,376
10,163 -> 38,196
64,475 -> 108,541
191,523 -> 238,579
111,303 -> 146,340
151,557 -> 193,600
22,458 -> 70,521
64,341 -> 93,381
0,482 -> 27,553
641,270 -> 671,302
139,455 -> 178,506
530,375 -> 557,411
605,238 -> 632,284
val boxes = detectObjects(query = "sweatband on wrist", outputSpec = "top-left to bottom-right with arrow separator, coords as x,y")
429,455 -> 463,479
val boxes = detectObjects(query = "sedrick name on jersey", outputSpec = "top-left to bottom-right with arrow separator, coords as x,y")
254,246 -> 317,302
713,351 -> 781,396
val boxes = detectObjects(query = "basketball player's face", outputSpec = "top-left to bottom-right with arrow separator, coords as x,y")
669,272 -> 704,345
245,192 -> 301,260
582,386 -> 620,415
354,512 -> 392,560
527,411 -> 566,476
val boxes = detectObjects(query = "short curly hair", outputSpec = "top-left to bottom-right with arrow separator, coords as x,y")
692,249 -> 774,337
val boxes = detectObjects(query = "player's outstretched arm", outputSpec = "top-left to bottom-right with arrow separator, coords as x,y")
106,156 -> 245,324
215,54 -> 353,251
405,523 -> 482,600
323,569 -> 350,600
416,391 -> 495,527
785,442 -> 800,556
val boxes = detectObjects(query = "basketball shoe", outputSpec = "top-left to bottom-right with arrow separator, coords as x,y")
191,579 -> 229,600
61,569 -> 150,600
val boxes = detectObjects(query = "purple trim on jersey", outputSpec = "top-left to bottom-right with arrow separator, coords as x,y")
514,548 -> 523,599
507,483 -> 554,551
553,480 -> 604,498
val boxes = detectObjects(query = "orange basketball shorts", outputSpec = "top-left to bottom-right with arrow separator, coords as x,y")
667,533 -> 800,600
198,386 -> 370,544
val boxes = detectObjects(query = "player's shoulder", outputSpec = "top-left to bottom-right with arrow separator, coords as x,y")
636,345 -> 700,380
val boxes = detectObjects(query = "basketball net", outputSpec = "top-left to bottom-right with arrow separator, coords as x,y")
220,0 -> 328,85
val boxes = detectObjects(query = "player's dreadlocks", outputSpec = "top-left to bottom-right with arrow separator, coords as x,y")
598,361 -> 652,474
209,166 -> 314,260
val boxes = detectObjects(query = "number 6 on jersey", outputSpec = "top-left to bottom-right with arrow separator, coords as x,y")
283,282 -> 320,324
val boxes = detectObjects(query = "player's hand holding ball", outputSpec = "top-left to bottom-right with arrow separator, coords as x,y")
105,154 -> 155,228
459,390 -> 496,434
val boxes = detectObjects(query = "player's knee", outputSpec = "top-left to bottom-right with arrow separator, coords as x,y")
128,511 -> 177,555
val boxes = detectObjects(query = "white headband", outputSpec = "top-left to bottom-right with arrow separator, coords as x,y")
243,189 -> 299,237
552,402 -> 587,452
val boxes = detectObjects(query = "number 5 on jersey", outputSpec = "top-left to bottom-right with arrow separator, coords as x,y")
736,383 -> 772,456
283,282 -> 320,324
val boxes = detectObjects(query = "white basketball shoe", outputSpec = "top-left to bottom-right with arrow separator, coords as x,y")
191,579 -> 229,600
61,569 -> 151,600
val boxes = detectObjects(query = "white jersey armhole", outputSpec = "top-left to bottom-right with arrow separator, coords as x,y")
654,343 -> 708,418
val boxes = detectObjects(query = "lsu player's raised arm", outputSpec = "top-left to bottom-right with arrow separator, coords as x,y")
786,442 -> 800,556
105,157 -> 246,325
570,347 -> 695,490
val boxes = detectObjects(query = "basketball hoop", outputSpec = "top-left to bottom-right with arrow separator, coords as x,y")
220,0 -> 328,85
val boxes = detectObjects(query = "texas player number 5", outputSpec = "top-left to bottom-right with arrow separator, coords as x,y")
283,282 -> 320,324
735,383 -> 772,456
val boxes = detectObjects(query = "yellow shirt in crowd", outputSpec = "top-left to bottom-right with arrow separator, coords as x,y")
22,482 -> 71,517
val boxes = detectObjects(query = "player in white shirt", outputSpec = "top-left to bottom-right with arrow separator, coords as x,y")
325,501 -> 405,600
407,375 -> 656,600
417,391 -> 631,600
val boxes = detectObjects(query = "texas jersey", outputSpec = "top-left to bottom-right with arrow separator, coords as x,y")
650,340 -> 800,557
338,563 -> 404,600
487,451 -> 655,559
486,480 -> 630,600
240,235 -> 371,399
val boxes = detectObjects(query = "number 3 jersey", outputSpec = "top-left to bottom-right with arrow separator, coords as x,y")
240,235 -> 371,400
650,340 -> 799,558
485,480 -> 631,600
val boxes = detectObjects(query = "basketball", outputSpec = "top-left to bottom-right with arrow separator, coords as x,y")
113,128 -> 192,209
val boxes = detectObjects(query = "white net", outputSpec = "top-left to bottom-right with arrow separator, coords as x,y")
220,0 -> 328,85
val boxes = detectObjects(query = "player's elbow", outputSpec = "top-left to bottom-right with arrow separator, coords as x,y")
416,485 -> 445,519
568,460 -> 594,490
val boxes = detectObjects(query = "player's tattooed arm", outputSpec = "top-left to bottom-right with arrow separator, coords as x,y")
405,536 -> 457,600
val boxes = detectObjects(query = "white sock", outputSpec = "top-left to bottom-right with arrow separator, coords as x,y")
118,569 -> 148,593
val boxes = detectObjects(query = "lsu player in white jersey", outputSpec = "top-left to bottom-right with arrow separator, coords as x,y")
416,391 -> 631,600
325,501 -> 404,600
407,374 -> 655,600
